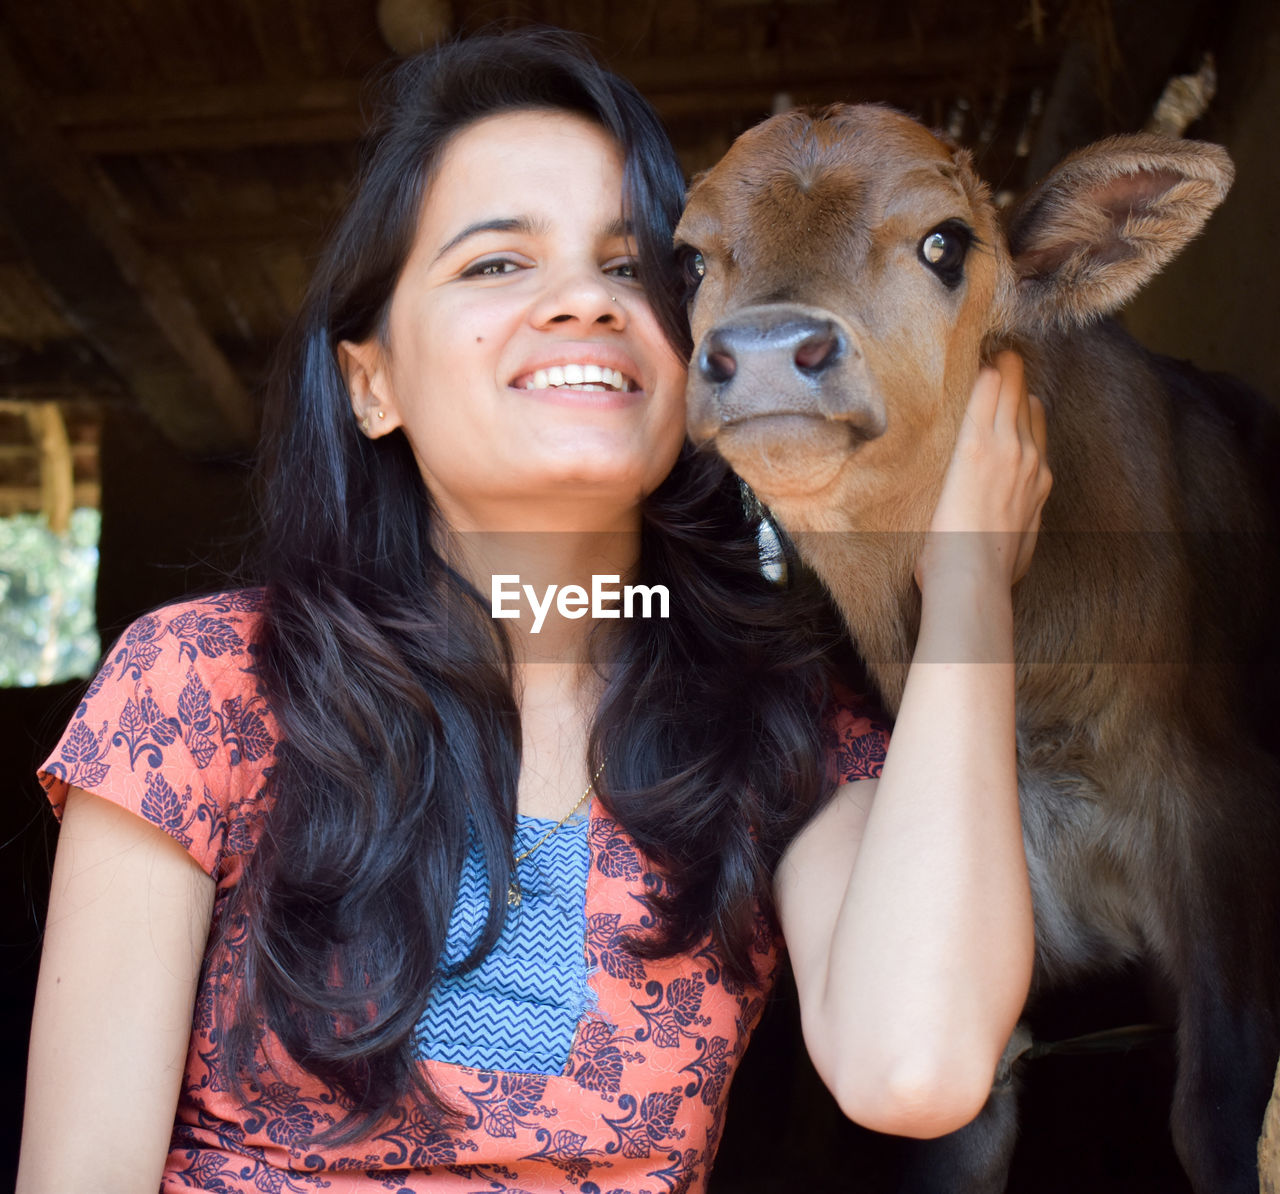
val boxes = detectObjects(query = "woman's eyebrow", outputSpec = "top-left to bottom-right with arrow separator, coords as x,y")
431,216 -> 545,264
432,215 -> 634,265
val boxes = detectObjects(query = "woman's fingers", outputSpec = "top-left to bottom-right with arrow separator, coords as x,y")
1028,392 -> 1048,458
1011,504 -> 1043,584
1023,392 -> 1051,502
991,350 -> 1025,439
920,351 -> 1053,590
1015,381 -> 1033,447
964,363 -> 1001,433
1013,392 -> 1052,585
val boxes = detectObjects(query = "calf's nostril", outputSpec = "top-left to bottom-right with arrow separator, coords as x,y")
794,328 -> 841,374
698,336 -> 737,385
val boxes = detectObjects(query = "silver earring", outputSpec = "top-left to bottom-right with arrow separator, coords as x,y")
360,415 -> 370,433
377,409 -> 385,420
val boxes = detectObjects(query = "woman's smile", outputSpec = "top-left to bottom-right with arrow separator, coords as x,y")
339,108 -> 687,533
511,347 -> 644,407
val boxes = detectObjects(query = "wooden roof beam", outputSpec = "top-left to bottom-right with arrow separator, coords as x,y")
0,38 -> 256,455
49,39 -> 1055,156
618,39 -> 1052,95
0,339 -> 126,401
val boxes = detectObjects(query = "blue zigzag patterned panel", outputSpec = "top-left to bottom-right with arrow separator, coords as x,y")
414,813 -> 593,1073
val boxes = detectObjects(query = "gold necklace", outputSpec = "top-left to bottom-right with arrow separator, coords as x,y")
508,758 -> 606,909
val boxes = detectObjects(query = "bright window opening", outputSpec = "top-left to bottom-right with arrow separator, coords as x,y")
0,401 -> 101,687
0,509 -> 100,685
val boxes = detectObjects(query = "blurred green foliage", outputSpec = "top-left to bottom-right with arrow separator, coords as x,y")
0,509 -> 100,686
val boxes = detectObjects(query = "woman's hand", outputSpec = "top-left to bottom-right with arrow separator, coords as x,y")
915,351 -> 1052,592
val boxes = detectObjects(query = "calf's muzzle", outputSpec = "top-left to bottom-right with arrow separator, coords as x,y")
698,315 -> 844,384
686,303 -> 886,445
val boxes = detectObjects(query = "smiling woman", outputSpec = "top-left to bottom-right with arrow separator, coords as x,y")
17,29 -> 856,1194
18,25 -> 1043,1194
338,109 -> 687,532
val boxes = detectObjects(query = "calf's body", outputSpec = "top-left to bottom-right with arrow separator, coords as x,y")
678,105 -> 1280,1193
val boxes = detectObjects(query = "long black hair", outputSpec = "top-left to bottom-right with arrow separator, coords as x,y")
226,28 -> 839,1142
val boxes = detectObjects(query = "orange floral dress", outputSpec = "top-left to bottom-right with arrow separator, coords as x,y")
40,592 -> 888,1192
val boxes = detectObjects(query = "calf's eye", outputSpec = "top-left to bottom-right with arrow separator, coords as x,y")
683,250 -> 706,284
918,221 -> 973,289
676,247 -> 707,303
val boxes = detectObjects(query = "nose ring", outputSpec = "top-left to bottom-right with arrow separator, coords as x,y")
610,295 -> 617,303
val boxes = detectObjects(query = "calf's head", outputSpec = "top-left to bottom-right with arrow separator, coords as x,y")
677,104 -> 1232,538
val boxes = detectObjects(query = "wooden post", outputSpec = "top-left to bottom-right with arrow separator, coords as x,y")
25,403 -> 73,536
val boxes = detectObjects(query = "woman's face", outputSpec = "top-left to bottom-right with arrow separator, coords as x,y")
341,109 -> 689,533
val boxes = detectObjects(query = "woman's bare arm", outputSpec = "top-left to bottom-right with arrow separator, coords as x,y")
778,354 -> 1047,1138
777,597 -> 1033,1138
18,786 -> 215,1193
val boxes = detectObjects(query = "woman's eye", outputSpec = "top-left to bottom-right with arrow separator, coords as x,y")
461,258 -> 519,278
607,260 -> 640,282
918,222 -> 972,288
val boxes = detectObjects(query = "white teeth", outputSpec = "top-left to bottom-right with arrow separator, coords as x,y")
521,363 -> 634,392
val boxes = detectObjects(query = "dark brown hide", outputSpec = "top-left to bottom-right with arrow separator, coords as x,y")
679,104 -> 1280,1194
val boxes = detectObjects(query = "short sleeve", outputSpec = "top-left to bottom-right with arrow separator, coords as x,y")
37,591 -> 276,881
824,682 -> 890,784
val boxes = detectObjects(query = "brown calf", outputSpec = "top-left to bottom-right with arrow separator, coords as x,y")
678,105 -> 1280,1193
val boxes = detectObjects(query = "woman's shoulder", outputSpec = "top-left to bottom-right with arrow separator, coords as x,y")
39,589 -> 278,874
79,589 -> 265,704
102,589 -> 267,671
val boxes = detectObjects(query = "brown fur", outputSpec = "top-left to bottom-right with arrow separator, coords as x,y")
679,104 -> 1280,1194
1262,1060 -> 1280,1193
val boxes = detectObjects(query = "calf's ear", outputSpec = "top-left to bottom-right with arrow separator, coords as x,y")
1001,135 -> 1232,333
